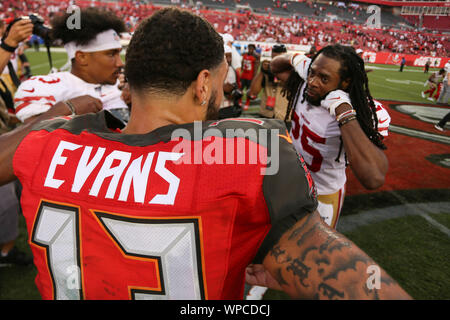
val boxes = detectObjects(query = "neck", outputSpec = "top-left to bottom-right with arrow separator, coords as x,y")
122,91 -> 205,135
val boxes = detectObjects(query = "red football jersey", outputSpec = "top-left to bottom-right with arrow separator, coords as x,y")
13,111 -> 317,300
240,54 -> 257,80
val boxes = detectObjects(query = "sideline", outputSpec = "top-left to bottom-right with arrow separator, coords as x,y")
337,201 -> 450,236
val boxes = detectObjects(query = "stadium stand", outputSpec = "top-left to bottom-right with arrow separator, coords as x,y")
0,0 -> 448,57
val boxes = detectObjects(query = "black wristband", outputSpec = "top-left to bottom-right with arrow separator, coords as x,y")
0,41 -> 17,53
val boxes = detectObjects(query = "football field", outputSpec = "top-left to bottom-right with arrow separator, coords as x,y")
0,48 -> 448,300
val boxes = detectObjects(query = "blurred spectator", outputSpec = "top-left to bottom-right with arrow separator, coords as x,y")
0,16 -> 34,267
249,43 -> 289,120
240,43 -> 259,110
220,45 -> 242,118
1,0 -> 447,56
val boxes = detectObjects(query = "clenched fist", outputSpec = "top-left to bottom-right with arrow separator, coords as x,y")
66,95 -> 103,115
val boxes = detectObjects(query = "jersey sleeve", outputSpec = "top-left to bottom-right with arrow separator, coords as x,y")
203,118 -> 318,263
374,100 -> 390,137
254,121 -> 318,263
13,116 -> 70,187
13,74 -> 64,122
291,53 -> 311,81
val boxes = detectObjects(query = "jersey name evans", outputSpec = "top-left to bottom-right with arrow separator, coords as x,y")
44,140 -> 183,205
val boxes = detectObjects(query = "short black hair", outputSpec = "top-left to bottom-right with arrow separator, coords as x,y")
272,44 -> 287,53
125,8 -> 224,96
50,7 -> 125,45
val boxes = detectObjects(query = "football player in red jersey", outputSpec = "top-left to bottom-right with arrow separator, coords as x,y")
240,44 -> 259,110
0,8 -> 410,300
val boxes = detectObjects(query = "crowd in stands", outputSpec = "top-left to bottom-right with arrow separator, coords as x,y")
0,0 -> 448,57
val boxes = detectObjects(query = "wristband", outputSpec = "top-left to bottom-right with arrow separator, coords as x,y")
336,109 -> 356,122
64,100 -> 77,115
0,41 -> 17,53
338,115 -> 357,128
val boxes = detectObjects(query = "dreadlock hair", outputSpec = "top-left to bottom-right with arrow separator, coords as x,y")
282,44 -> 386,150
281,70 -> 302,123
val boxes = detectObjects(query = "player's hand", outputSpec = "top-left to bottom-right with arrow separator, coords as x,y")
4,19 -> 33,48
118,72 -> 126,90
245,264 -> 283,291
320,89 -> 352,117
270,54 -> 293,75
67,95 -> 103,115
121,83 -> 131,105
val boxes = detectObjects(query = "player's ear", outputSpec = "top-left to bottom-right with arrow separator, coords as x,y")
193,69 -> 210,106
74,51 -> 89,67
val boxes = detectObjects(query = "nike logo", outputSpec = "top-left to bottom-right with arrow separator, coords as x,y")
379,118 -> 388,124
23,88 -> 35,93
330,97 -> 341,100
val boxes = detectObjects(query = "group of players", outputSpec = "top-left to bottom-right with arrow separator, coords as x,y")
0,6 -> 414,300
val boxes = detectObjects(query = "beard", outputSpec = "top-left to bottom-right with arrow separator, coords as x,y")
205,90 -> 220,121
304,84 -> 324,106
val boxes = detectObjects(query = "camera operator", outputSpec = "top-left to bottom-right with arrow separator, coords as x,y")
13,8 -> 130,124
248,44 -> 289,121
0,18 -> 34,267
0,19 -> 33,80
0,19 -> 33,121
219,45 -> 242,119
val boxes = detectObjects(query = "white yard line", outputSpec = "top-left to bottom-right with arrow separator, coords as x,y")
30,58 -> 67,70
337,201 -> 450,237
419,213 -> 450,237
389,125 -> 450,145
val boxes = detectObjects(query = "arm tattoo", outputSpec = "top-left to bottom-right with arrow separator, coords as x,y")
270,245 -> 292,264
270,212 -> 409,299
287,258 -> 311,287
328,240 -> 352,253
301,246 -> 318,261
287,213 -> 315,240
318,283 -> 345,299
323,254 -> 372,281
318,233 -> 339,253
275,268 -> 289,286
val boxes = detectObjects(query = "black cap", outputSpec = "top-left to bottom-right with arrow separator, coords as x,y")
272,44 -> 287,53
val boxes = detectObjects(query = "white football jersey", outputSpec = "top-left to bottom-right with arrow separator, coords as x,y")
0,40 -> 19,75
14,71 -> 128,122
290,54 -> 390,195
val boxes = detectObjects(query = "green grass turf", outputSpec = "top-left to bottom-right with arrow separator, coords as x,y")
263,213 -> 450,300
0,215 -> 39,300
341,214 -> 450,300
366,64 -> 441,104
26,50 -> 69,75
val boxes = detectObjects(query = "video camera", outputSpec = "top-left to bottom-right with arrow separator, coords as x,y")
4,14 -> 52,43
24,14 -> 52,42
2,14 -> 54,77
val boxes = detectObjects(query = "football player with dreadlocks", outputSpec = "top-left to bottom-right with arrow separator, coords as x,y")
271,44 -> 391,229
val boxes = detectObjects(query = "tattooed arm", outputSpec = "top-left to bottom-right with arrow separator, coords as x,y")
246,211 -> 411,300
